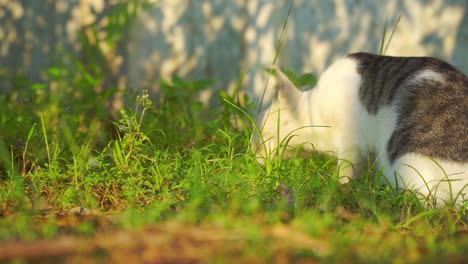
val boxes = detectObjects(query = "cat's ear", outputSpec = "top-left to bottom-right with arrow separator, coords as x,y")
275,67 -> 301,105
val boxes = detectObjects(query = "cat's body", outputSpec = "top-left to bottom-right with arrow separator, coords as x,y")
253,52 -> 468,207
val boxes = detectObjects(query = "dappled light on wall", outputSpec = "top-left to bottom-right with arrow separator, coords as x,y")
0,0 -> 466,108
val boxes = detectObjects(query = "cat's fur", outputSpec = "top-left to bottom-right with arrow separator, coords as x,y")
253,52 -> 468,207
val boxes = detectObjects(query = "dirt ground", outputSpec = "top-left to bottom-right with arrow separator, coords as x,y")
0,220 -> 329,263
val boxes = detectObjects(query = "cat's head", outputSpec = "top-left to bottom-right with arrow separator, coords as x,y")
252,68 -> 314,165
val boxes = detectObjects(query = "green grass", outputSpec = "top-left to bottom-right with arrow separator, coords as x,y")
0,68 -> 467,263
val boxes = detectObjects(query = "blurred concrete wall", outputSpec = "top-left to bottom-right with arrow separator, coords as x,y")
1,0 -> 467,109
0,0 -> 81,87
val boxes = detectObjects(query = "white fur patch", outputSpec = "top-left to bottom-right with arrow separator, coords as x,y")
412,69 -> 445,83
390,154 -> 468,206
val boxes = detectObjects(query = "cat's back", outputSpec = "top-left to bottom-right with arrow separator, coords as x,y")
347,52 -> 467,114
347,52 -> 468,164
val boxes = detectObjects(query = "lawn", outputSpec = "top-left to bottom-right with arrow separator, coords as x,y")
0,65 -> 467,263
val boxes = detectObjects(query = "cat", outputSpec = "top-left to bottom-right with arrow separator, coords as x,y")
252,52 -> 468,207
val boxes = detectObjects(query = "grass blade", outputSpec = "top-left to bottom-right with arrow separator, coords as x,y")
257,0 -> 295,113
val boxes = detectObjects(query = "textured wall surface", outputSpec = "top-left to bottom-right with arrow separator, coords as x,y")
1,0 -> 467,108
128,0 -> 468,107
0,0 -> 79,86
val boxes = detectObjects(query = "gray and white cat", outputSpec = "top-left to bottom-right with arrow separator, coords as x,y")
253,52 -> 468,207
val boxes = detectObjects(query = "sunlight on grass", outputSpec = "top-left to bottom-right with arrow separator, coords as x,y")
0,71 -> 467,263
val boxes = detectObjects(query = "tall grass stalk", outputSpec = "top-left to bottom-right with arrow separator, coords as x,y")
257,0 -> 295,113
379,15 -> 401,55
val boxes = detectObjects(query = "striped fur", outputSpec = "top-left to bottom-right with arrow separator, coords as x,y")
348,52 -> 468,163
